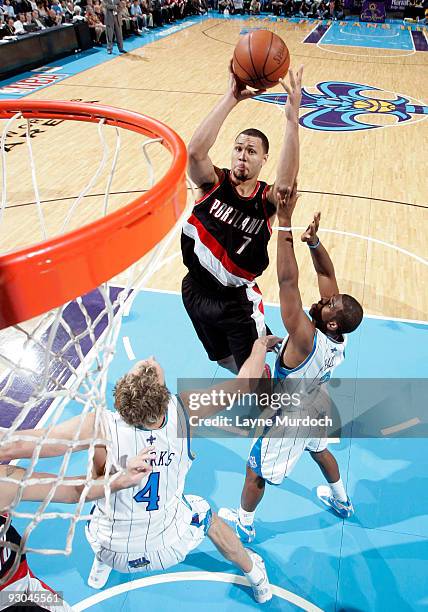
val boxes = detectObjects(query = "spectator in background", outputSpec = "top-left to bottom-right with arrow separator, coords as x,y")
271,0 -> 283,14
301,0 -> 313,15
32,7 -> 46,26
159,0 -> 172,22
119,0 -> 134,33
24,10 -> 36,27
14,0 -> 32,15
2,0 -> 15,18
317,0 -> 329,17
249,0 -> 260,12
130,0 -> 145,32
86,5 -> 105,41
50,0 -> 64,15
64,1 -> 75,20
72,4 -> 85,19
334,0 -> 344,18
140,0 -> 154,25
233,0 -> 244,13
13,12 -> 26,32
282,0 -> 293,14
150,0 -> 164,25
36,0 -> 49,20
49,6 -> 63,22
93,1 -> 104,20
3,15 -> 16,34
218,0 -> 233,12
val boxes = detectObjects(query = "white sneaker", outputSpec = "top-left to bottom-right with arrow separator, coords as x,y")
87,556 -> 112,589
317,485 -> 354,519
247,550 -> 272,604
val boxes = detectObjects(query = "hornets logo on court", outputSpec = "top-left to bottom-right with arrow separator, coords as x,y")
254,81 -> 428,132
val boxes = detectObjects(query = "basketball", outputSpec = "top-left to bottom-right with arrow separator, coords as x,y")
232,30 -> 290,90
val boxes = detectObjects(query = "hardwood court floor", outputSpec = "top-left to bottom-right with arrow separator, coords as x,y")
2,17 -> 427,321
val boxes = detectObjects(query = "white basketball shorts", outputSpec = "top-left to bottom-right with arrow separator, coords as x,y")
85,494 -> 212,573
248,434 -> 329,485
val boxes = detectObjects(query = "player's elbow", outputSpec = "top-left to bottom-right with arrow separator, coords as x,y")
278,277 -> 297,293
187,144 -> 206,162
68,486 -> 83,504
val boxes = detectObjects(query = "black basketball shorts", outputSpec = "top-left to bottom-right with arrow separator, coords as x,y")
181,273 -> 270,370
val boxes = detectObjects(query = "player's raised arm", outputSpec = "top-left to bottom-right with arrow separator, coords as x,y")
0,448 -> 154,510
0,413 -> 99,462
179,335 -> 281,419
187,61 -> 266,189
267,66 -> 303,209
301,212 -> 339,298
276,183 -> 315,357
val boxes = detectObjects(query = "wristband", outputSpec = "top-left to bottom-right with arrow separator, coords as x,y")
308,238 -> 320,249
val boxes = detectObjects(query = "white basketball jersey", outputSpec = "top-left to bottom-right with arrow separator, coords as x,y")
89,395 -> 194,554
274,328 -> 346,397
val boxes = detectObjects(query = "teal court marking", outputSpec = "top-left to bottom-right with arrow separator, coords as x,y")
318,20 -> 415,50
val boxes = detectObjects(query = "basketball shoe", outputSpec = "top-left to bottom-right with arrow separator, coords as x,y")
218,507 -> 256,543
247,550 -> 272,604
87,556 -> 112,589
316,485 -> 354,518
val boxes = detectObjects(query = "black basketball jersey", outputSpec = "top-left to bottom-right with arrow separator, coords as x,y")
181,169 -> 276,291
0,514 -> 25,585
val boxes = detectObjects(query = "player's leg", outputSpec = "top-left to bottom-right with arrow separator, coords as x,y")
218,464 -> 266,543
85,524 -> 112,589
181,274 -> 233,369
223,284 -> 270,371
207,512 -> 271,603
220,435 -> 299,542
309,444 -> 354,518
217,355 -> 238,374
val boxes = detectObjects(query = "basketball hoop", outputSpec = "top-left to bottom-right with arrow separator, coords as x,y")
0,100 -> 188,580
0,100 -> 187,329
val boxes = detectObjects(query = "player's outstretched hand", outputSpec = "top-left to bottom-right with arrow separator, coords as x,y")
279,65 -> 303,122
228,60 -> 266,102
301,212 -> 321,246
276,180 -> 300,222
123,446 -> 154,487
256,334 -> 283,352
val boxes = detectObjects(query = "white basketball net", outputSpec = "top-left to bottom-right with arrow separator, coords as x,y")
0,111 -> 189,584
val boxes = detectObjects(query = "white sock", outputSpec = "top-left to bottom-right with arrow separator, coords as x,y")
245,559 -> 264,585
329,479 -> 348,502
238,506 -> 255,527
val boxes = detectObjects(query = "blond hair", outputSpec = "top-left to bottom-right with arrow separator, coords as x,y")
114,365 -> 170,428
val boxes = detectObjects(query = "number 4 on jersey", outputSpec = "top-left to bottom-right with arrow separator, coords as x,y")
134,471 -> 160,510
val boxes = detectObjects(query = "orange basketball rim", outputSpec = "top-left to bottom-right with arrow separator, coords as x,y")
0,100 -> 188,330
